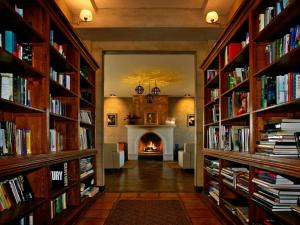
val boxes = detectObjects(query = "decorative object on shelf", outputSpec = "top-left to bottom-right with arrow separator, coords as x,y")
107,113 -> 117,127
151,80 -> 160,95
206,11 -> 219,24
80,9 -> 93,22
144,112 -> 158,125
165,117 -> 176,125
145,81 -> 154,103
187,114 -> 195,127
135,82 -> 144,95
123,114 -> 141,125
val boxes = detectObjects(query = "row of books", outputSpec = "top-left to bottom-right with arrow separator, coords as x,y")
81,91 -> 92,103
256,119 -> 300,157
208,180 -> 219,205
50,67 -> 71,90
209,88 -> 219,102
221,126 -> 250,152
258,0 -> 290,32
49,129 -> 63,152
0,175 -> 34,211
50,30 -> 66,59
261,73 -> 300,108
221,167 -> 249,191
50,162 -> 68,189
80,110 -> 93,124
222,199 -> 249,225
204,158 -> 219,177
207,126 -> 219,149
0,73 -> 30,106
79,127 -> 93,150
265,25 -> 300,65
206,69 -> 218,83
50,192 -> 67,219
0,31 -> 32,65
224,35 -> 249,66
50,96 -> 67,116
17,213 -> 34,225
0,121 -> 32,156
227,66 -> 249,89
211,104 -> 219,123
252,169 -> 300,212
227,92 -> 249,118
80,65 -> 89,80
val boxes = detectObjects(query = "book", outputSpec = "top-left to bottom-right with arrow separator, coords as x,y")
50,162 -> 68,189
1,73 -> 13,101
232,92 -> 249,116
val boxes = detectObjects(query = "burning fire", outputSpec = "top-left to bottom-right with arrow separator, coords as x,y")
144,141 -> 158,152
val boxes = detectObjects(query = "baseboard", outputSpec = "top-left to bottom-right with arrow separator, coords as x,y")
194,186 -> 203,193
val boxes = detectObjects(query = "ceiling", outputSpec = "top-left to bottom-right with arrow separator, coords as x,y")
104,54 -> 195,97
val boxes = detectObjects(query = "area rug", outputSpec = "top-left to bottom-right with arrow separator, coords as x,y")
104,200 -> 191,225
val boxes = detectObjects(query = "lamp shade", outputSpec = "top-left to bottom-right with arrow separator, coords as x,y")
206,11 -> 219,23
80,9 -> 93,22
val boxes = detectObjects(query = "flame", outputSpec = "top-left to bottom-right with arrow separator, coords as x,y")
146,141 -> 157,150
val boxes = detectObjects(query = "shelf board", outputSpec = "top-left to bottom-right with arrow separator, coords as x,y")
50,46 -> 77,73
253,98 -> 300,115
0,2 -> 44,43
80,75 -> 95,88
254,46 -> 300,77
221,79 -> 249,97
0,48 -> 44,78
0,98 -> 45,113
50,181 -> 78,199
80,98 -> 95,108
251,197 -> 300,225
221,45 -> 249,72
204,97 -> 219,107
204,170 -> 219,182
80,171 -> 95,182
50,113 -> 78,122
254,1 -> 300,42
50,80 -> 78,97
0,198 -> 45,225
221,112 -> 250,123
204,121 -> 219,127
80,121 -> 95,128
205,75 -> 219,88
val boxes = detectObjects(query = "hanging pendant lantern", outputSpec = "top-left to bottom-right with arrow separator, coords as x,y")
135,82 -> 144,95
151,80 -> 160,95
145,81 -> 153,103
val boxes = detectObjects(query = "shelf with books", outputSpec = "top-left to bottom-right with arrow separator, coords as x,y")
204,97 -> 219,108
254,0 -> 300,42
49,112 -> 77,123
80,97 -> 95,108
80,121 -> 95,128
204,121 -> 219,127
222,181 -> 249,200
50,79 -> 77,97
50,46 -> 77,73
80,170 -> 94,182
0,98 -> 45,113
221,45 -> 249,72
221,78 -> 249,97
220,198 -> 249,225
50,181 -> 78,199
80,74 -> 95,89
221,112 -> 250,123
0,48 -> 44,78
253,98 -> 300,115
204,74 -> 219,88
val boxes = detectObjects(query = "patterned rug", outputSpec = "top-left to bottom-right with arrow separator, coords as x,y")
104,200 -> 191,225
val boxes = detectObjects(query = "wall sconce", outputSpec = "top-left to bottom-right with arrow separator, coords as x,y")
206,11 -> 219,24
80,9 -> 93,22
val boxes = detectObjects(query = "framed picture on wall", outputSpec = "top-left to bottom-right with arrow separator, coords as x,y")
107,113 -> 117,127
187,114 -> 195,127
144,112 -> 158,125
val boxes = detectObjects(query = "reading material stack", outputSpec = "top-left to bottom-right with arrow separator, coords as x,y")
0,0 -> 99,224
202,0 -> 300,224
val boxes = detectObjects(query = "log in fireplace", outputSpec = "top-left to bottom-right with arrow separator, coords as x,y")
139,132 -> 163,154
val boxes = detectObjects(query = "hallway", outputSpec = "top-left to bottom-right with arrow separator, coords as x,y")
76,161 -> 222,225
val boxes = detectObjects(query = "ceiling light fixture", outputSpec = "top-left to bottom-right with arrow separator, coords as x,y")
184,94 -> 191,97
80,9 -> 93,22
110,94 -> 116,97
135,82 -> 144,95
151,80 -> 160,96
145,81 -> 154,104
206,11 -> 219,24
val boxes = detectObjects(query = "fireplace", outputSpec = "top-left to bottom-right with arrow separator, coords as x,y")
139,133 -> 163,154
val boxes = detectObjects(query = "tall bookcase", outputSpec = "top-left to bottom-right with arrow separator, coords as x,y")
202,0 -> 300,224
0,0 -> 99,224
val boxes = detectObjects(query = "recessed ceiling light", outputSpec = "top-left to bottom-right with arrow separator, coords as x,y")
110,94 -> 117,97
184,94 -> 191,97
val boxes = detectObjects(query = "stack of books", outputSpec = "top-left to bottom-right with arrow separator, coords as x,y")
50,192 -> 67,219
207,126 -> 219,149
252,169 -> 300,212
79,127 -> 93,150
208,180 -> 219,205
80,178 -> 99,198
204,158 -> 219,177
221,167 -> 249,189
80,157 -> 94,179
220,125 -> 249,152
206,69 -> 218,82
227,66 -> 249,89
236,172 -> 250,194
50,96 -> 67,116
256,119 -> 300,157
50,67 -> 71,90
80,110 -> 93,124
49,129 -> 63,152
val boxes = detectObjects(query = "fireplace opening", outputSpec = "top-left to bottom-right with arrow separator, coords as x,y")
139,132 -> 163,155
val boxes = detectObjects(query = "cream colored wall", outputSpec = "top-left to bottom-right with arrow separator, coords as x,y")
55,0 -> 73,21
104,97 -> 132,143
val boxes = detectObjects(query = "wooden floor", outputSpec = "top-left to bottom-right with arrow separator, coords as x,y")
76,161 -> 222,225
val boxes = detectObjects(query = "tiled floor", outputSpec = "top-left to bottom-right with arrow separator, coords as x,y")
76,161 -> 222,225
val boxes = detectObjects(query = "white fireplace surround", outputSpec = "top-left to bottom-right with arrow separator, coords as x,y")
125,125 -> 176,161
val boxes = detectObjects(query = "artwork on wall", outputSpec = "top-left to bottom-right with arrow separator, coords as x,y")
187,114 -> 195,127
144,112 -> 158,125
107,113 -> 117,127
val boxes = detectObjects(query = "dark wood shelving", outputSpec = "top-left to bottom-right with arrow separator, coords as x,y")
221,45 -> 249,72
80,75 -> 95,88
80,98 -> 95,108
221,79 -> 249,97
50,182 -> 78,199
254,46 -> 300,77
204,97 -> 219,108
50,46 -> 77,73
0,2 -> 44,43
204,170 -> 219,182
222,181 -> 249,199
204,121 -> 219,127
0,198 -> 45,225
254,0 -> 300,42
80,171 -> 95,182
80,121 -> 95,128
221,112 -> 250,123
0,98 -> 45,113
50,80 -> 78,97
50,112 -> 78,122
219,200 -> 248,225
253,98 -> 300,115
51,206 -> 77,225
205,75 -> 219,88
0,48 -> 44,78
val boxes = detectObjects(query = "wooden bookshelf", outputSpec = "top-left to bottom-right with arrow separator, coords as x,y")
0,0 -> 99,224
201,0 -> 300,224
